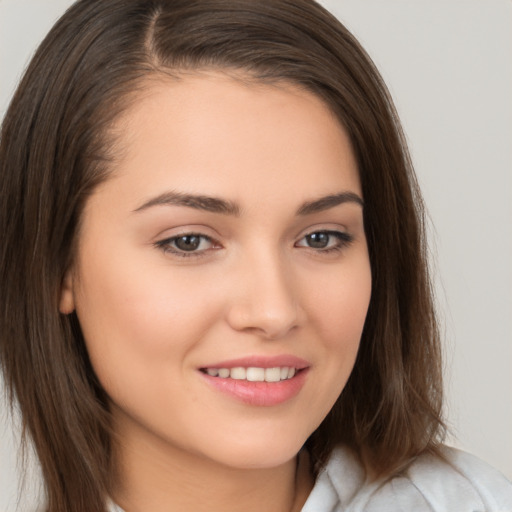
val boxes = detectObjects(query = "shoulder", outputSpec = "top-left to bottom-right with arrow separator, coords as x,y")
302,445 -> 512,512
399,446 -> 512,511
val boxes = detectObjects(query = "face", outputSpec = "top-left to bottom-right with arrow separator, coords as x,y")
60,73 -> 371,471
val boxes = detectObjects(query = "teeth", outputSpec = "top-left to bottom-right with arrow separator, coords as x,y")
230,367 -> 246,380
246,367 -> 265,382
265,367 -> 281,382
204,366 -> 298,382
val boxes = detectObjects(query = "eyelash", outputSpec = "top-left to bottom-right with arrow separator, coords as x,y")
154,230 -> 353,258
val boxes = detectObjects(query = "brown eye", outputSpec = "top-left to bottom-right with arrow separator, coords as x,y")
155,233 -> 217,257
174,235 -> 202,251
296,230 -> 353,253
305,232 -> 330,249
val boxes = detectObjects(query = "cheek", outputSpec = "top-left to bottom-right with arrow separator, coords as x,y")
309,260 -> 372,350
73,252 -> 223,378
291,259 -> 371,435
306,257 -> 371,403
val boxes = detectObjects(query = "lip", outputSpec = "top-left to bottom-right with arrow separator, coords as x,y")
200,354 -> 310,370
198,354 -> 310,407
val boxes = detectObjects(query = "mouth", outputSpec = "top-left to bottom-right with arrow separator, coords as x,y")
200,366 -> 299,382
198,356 -> 309,406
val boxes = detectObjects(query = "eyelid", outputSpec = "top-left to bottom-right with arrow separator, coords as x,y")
294,223 -> 350,241
152,223 -> 222,241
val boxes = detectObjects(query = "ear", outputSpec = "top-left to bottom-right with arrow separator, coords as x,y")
59,269 -> 76,314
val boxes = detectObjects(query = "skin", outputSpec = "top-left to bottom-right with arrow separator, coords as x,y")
60,72 -> 372,512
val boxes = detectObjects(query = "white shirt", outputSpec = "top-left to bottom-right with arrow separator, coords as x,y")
109,445 -> 512,511
303,445 -> 512,511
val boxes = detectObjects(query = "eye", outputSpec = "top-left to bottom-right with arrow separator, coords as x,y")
295,230 -> 353,252
154,233 -> 218,257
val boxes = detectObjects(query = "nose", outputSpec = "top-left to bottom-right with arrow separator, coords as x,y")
225,251 -> 301,340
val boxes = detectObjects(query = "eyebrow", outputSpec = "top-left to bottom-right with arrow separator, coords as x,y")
296,192 -> 364,215
133,190 -> 363,216
133,191 -> 241,215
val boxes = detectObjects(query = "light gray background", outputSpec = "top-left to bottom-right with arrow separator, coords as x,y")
1,0 -> 511,510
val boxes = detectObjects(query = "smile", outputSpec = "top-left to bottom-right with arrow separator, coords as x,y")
199,357 -> 309,406
202,366 -> 297,382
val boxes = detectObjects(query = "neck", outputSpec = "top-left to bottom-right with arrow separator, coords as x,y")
111,424 -> 313,512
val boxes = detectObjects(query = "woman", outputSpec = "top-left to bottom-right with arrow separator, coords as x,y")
1,1 -> 511,511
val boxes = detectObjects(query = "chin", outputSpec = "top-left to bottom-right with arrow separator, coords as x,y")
199,432 -> 308,470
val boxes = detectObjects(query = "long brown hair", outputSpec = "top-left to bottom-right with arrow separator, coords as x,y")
0,1 -> 445,510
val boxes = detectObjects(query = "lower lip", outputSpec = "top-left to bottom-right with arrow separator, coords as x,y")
200,369 -> 308,407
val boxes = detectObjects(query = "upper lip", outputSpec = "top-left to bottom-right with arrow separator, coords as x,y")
200,355 -> 310,370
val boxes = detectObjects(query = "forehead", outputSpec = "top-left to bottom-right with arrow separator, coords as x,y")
95,71 -> 361,209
